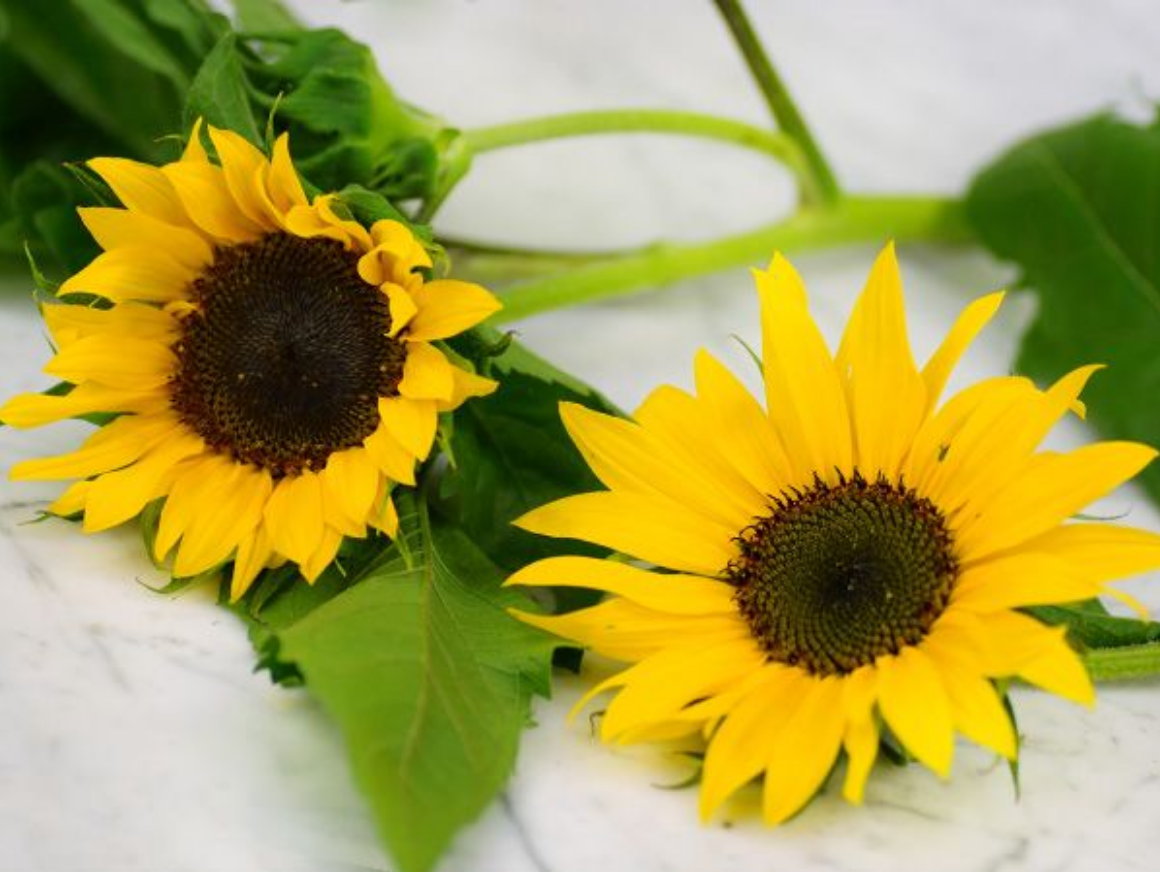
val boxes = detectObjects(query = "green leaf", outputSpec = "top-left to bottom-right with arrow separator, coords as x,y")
439,328 -> 619,576
184,31 -> 262,145
1026,598 -> 1160,650
72,0 -> 192,91
246,28 -> 451,200
336,183 -> 431,243
140,0 -> 223,58
230,0 -> 298,33
0,0 -> 189,158
266,494 -> 558,872
9,161 -> 101,276
966,114 -> 1160,504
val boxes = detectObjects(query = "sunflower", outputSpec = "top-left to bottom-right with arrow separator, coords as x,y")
507,245 -> 1160,824
1,122 -> 500,599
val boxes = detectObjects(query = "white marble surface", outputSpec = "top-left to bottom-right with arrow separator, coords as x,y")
3,1 -> 1160,870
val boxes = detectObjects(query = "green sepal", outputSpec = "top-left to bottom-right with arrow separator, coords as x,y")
998,682 -> 1021,800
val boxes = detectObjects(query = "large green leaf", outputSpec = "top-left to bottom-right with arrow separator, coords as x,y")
966,114 -> 1160,503
267,495 -> 558,872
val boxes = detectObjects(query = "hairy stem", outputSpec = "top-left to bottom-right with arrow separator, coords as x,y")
465,108 -> 804,170
711,0 -> 839,205
488,195 -> 969,323
1084,644 -> 1160,682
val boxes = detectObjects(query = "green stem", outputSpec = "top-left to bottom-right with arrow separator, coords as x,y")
444,238 -> 617,285
464,107 -> 807,176
1084,644 -> 1160,682
711,0 -> 839,206
490,195 -> 969,323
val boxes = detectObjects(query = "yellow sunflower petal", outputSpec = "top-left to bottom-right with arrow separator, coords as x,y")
953,552 -> 1104,612
560,401 -> 761,531
266,132 -> 309,213
231,524 -> 274,602
838,666 -> 880,804
762,676 -> 845,825
940,365 -> 1101,519
77,207 -> 214,271
45,335 -> 175,391
88,157 -> 189,226
1024,646 -> 1094,706
692,349 -> 794,495
601,639 -> 767,741
162,160 -> 264,242
436,365 -> 497,413
876,647 -> 954,777
920,291 -> 1005,410
381,284 -> 419,338
182,118 -> 208,163
963,610 -> 1092,706
263,471 -> 325,565
370,486 -> 399,536
153,455 -> 214,561
173,463 -> 272,577
755,254 -> 853,484
301,524 -> 343,582
286,195 -> 372,251
1017,523 -> 1160,582
838,244 -> 928,478
0,383 -> 164,429
515,491 -> 736,576
506,555 -> 737,615
957,441 -> 1158,560
398,342 -> 455,402
49,479 -> 92,517
699,666 -> 808,820
81,431 -> 205,532
362,423 -> 417,486
406,279 -> 502,342
43,300 -> 177,348
59,247 -> 195,304
378,396 -> 437,460
932,659 -> 1017,759
207,125 -> 280,229
320,446 -> 380,533
11,413 -> 178,481
902,375 -> 1035,495
841,715 -> 879,805
369,218 -> 432,279
634,383 -> 768,508
512,598 -> 748,662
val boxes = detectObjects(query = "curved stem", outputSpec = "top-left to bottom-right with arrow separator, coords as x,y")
711,0 -> 839,206
1084,644 -> 1160,682
463,108 -> 810,186
489,195 -> 969,323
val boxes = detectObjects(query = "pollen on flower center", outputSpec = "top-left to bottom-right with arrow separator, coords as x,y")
169,232 -> 406,477
727,472 -> 959,676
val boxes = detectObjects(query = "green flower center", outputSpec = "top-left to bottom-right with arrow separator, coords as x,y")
170,232 -> 405,477
727,473 -> 958,676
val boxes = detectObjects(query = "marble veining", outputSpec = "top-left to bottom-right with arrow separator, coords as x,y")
3,1 -> 1160,870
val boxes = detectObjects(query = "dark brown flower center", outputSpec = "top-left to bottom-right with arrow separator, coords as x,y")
169,232 -> 405,477
727,472 -> 958,676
